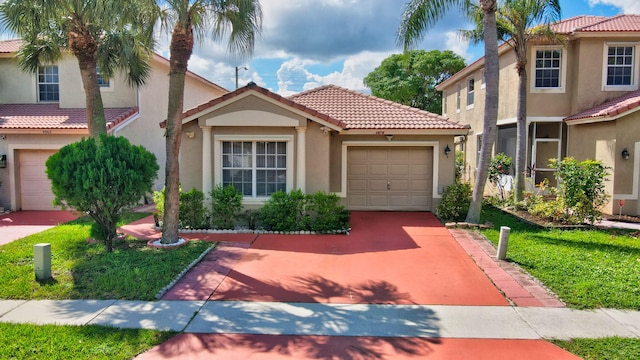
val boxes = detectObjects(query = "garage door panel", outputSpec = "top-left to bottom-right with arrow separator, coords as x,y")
390,164 -> 409,175
348,179 -> 367,191
349,164 -> 367,176
19,150 -> 57,211
369,164 -> 388,176
347,146 -> 433,211
369,179 -> 389,191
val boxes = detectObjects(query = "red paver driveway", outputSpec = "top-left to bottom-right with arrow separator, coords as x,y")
210,212 -> 508,306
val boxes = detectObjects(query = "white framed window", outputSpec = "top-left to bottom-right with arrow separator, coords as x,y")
215,135 -> 294,200
37,65 -> 59,102
456,83 -> 461,113
466,78 -> 475,109
603,42 -> 639,91
531,46 -> 566,93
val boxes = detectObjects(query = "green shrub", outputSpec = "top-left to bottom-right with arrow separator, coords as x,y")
210,185 -> 243,229
179,188 -> 208,229
455,150 -> 465,182
153,188 -> 165,220
305,191 -> 350,232
46,134 -> 158,252
259,189 -> 308,232
551,157 -> 610,224
436,182 -> 472,222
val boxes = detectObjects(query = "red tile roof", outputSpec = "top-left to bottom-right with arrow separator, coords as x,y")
0,39 -> 22,53
564,90 -> 640,122
0,104 -> 138,131
178,82 -> 467,131
550,14 -> 640,34
178,82 -> 345,128
290,85 -> 468,130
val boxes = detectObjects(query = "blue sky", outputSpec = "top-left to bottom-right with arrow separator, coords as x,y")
171,0 -> 637,95
0,1 -> 635,95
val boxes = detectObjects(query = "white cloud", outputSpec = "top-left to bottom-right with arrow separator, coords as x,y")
445,31 -> 472,62
588,0 -> 640,13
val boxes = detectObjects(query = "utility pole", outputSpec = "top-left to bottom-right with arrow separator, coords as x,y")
235,66 -> 248,89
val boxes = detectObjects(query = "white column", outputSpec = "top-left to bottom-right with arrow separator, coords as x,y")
201,126 -> 213,194
296,127 -> 307,193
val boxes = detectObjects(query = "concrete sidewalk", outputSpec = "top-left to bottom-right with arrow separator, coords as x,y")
1,299 -> 639,340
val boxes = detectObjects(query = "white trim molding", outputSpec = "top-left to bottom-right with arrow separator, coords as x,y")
337,141 -> 441,200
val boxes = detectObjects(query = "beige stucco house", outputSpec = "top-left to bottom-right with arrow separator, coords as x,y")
0,39 -> 226,211
436,14 -> 640,215
172,82 -> 469,211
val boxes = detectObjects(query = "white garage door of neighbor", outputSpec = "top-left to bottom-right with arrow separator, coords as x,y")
19,150 -> 57,210
347,146 -> 433,211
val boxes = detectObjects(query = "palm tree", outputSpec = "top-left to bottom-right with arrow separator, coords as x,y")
159,0 -> 262,244
463,0 -> 561,204
0,0 -> 159,138
398,0 -> 500,223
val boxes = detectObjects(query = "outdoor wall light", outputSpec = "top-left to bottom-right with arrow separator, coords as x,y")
444,144 -> 451,157
0,155 -> 6,168
385,135 -> 393,141
622,148 -> 630,160
184,131 -> 195,139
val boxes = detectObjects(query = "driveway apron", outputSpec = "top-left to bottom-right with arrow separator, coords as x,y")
0,211 -> 77,245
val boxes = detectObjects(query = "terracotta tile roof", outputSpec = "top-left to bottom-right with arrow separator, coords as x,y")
0,39 -> 22,53
0,104 -> 138,131
550,14 -> 640,34
289,85 -> 469,130
176,82 -> 346,129
564,90 -> 640,122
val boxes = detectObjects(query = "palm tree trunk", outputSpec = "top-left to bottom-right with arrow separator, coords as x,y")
514,61 -> 527,203
69,29 -> 107,138
161,24 -> 194,244
466,0 -> 499,224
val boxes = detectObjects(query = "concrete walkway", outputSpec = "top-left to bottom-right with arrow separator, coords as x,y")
1,299 -> 639,340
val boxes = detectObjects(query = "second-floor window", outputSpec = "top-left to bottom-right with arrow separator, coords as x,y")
96,68 -> 110,88
535,49 -> 561,88
606,46 -> 634,86
467,78 -> 475,107
38,65 -> 59,102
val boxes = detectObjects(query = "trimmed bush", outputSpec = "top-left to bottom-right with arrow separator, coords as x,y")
436,182 -> 472,222
259,189 -> 307,232
210,185 -> 243,229
46,134 -> 158,252
305,191 -> 349,232
179,188 -> 208,229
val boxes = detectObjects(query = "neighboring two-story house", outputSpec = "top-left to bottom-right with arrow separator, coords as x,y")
436,14 -> 640,215
0,39 -> 227,211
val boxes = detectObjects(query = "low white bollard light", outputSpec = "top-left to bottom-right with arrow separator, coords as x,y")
496,226 -> 510,260
34,243 -> 52,280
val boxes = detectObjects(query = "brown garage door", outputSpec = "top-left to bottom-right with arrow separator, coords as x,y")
347,146 -> 433,211
19,150 -> 57,210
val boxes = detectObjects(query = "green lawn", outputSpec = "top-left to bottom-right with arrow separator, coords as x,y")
0,322 -> 174,360
553,337 -> 640,360
0,213 -> 213,300
480,206 -> 640,309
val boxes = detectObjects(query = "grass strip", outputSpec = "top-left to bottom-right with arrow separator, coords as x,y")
0,212 -> 212,300
480,206 -> 640,309
0,322 -> 175,360
552,337 -> 640,360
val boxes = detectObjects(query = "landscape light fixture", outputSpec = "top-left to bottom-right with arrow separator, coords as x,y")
444,144 -> 451,157
622,148 -> 630,160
